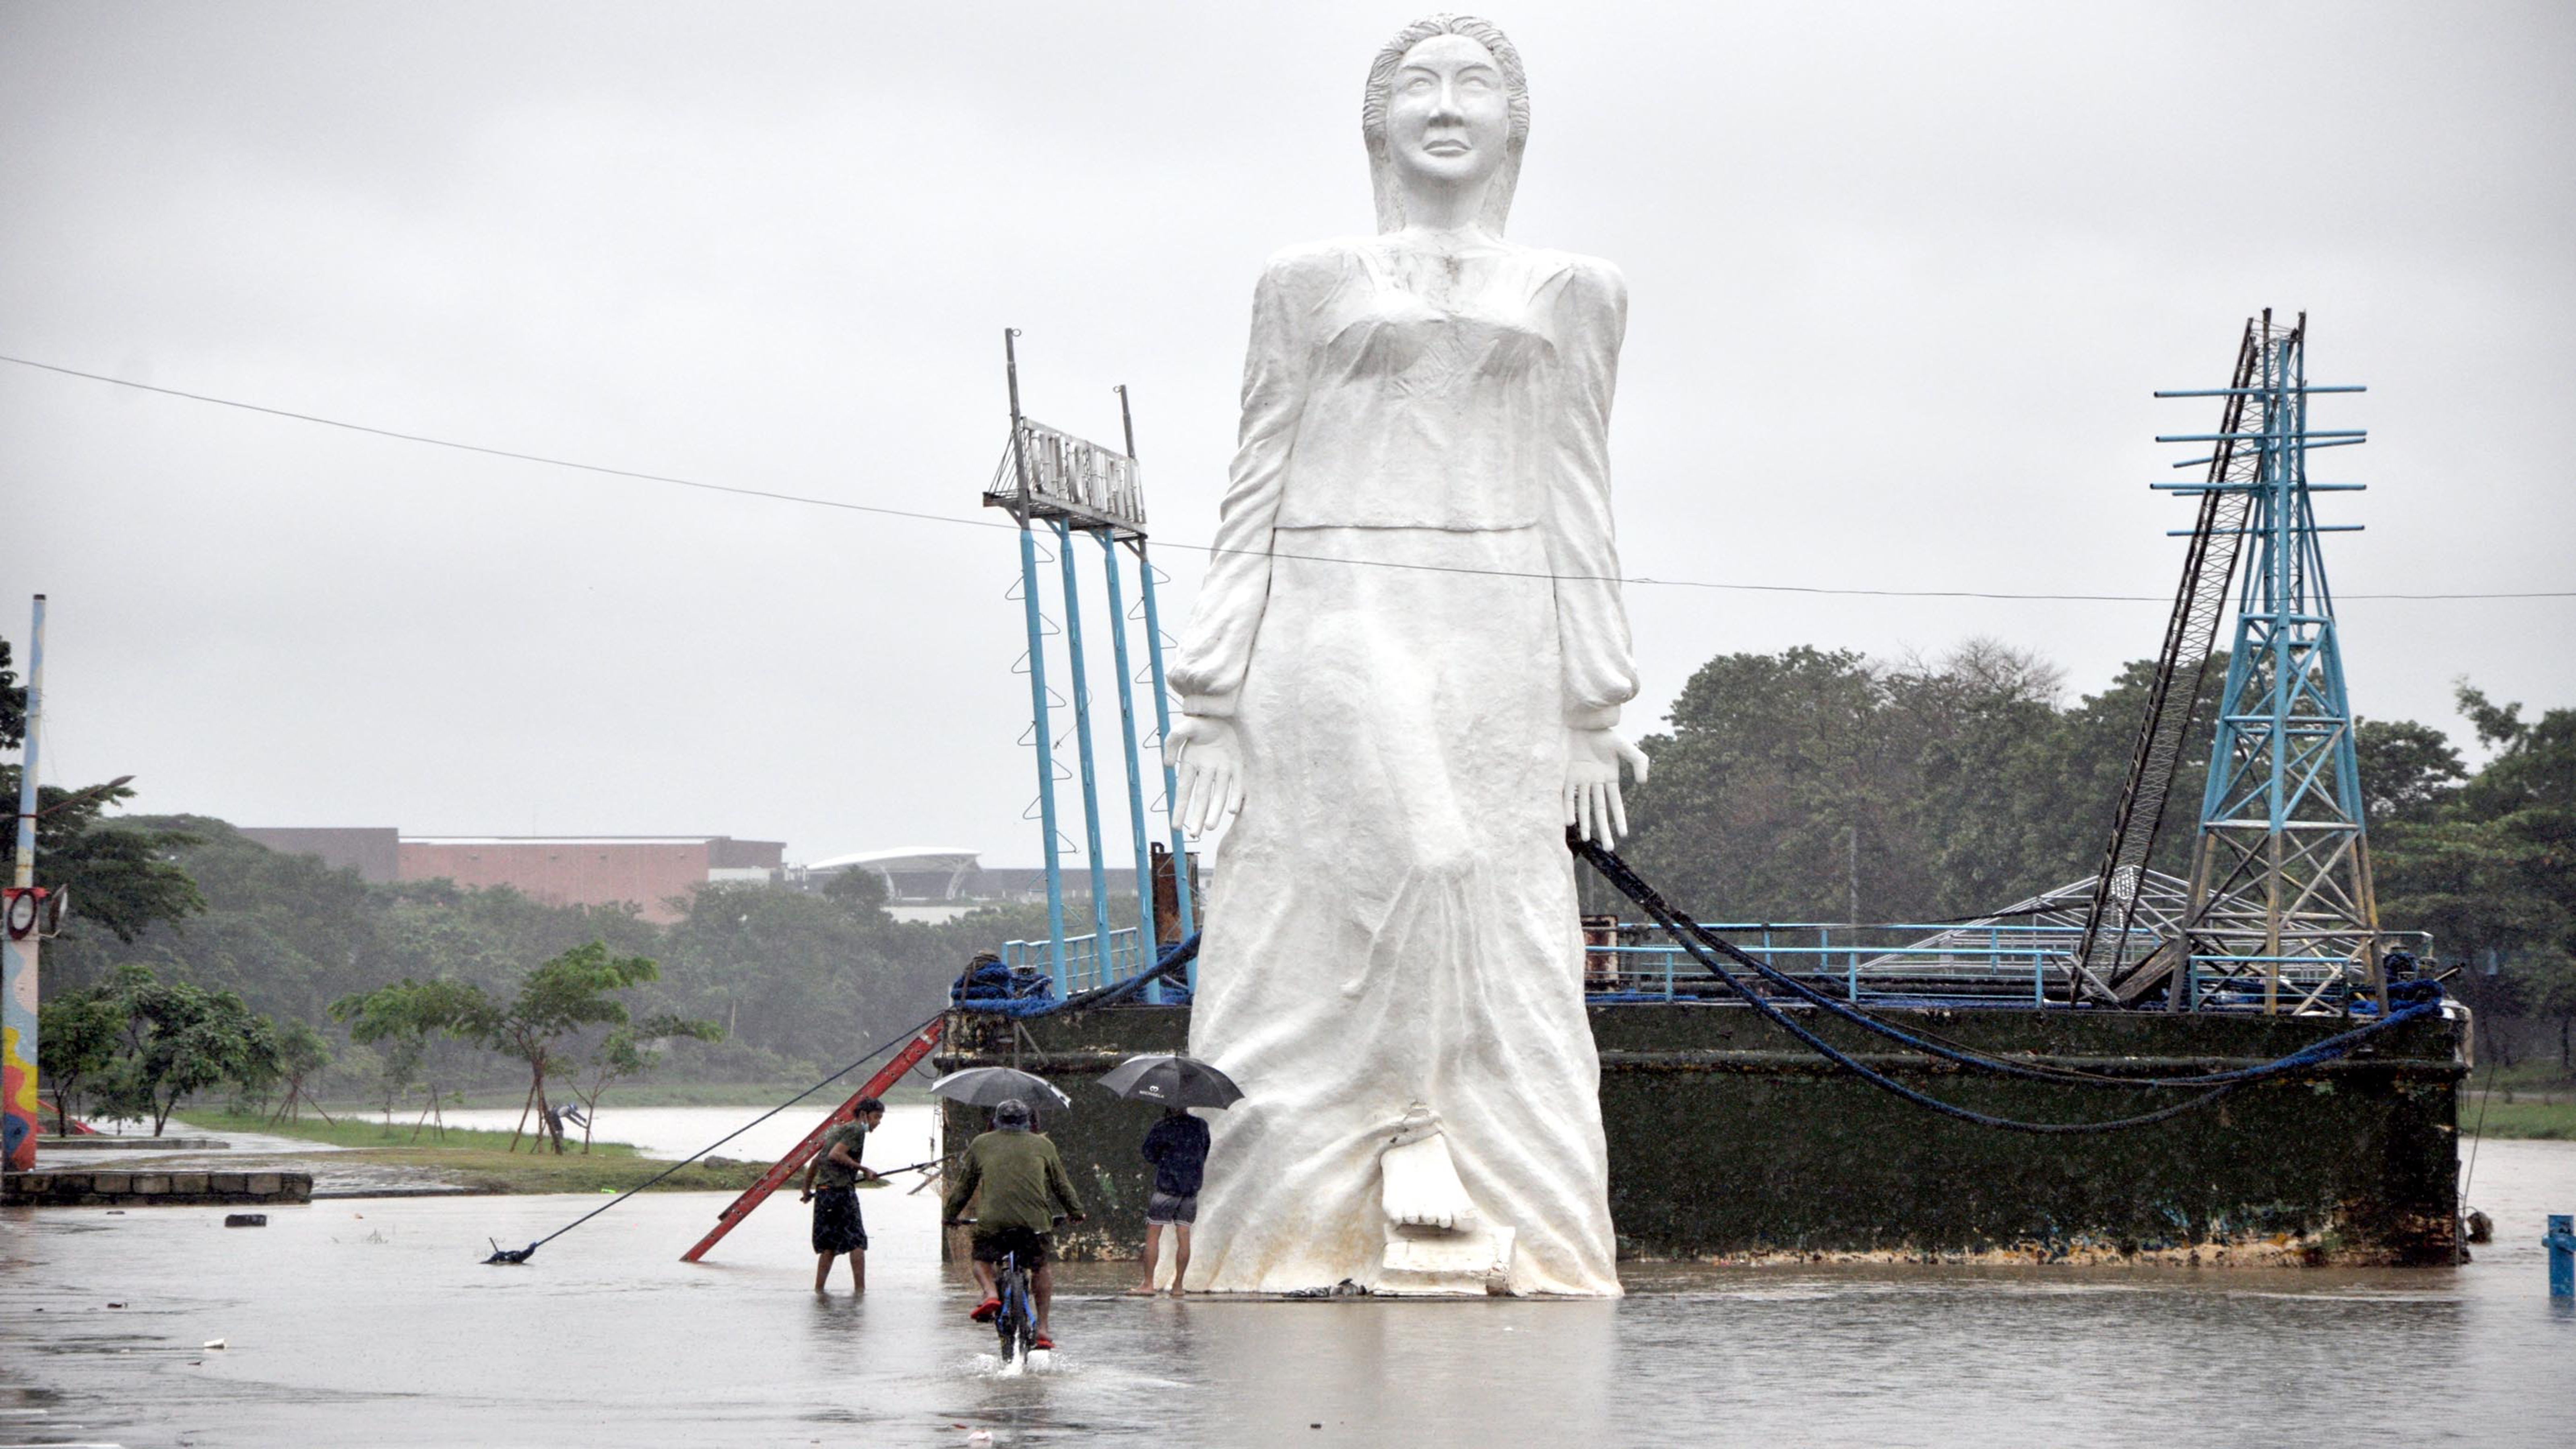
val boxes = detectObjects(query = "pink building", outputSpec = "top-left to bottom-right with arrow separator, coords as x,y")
240,829 -> 782,925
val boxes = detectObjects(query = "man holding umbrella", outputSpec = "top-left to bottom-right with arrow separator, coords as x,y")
1098,1052 -> 1241,1296
942,1098 -> 1086,1349
1135,1106 -> 1210,1294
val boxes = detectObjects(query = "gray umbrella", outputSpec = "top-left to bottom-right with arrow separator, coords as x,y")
1097,1054 -> 1244,1109
928,1066 -> 1073,1112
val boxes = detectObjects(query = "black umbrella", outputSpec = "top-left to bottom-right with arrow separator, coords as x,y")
1097,1054 -> 1244,1109
928,1066 -> 1073,1112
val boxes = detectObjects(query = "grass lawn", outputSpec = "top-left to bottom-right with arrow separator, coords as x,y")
308,1079 -> 936,1113
2461,1096 -> 2576,1141
301,1146 -> 774,1194
181,1108 -> 645,1156
167,1110 -> 796,1193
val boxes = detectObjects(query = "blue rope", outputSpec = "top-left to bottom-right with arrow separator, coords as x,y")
952,933 -> 1201,1018
1574,839 -> 2445,1133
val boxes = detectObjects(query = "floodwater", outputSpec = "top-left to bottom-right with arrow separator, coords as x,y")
431,1102 -> 952,1165
4,1107 -> 2572,1448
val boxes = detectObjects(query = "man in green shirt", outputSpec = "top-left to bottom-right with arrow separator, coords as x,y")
942,1098 -> 1086,1348
800,1097 -> 883,1292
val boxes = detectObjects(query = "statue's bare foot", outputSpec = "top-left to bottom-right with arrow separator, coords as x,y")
1379,1104 -> 1480,1234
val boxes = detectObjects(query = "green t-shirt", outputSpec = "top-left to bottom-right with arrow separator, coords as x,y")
941,1129 -> 1086,1234
815,1120 -> 868,1189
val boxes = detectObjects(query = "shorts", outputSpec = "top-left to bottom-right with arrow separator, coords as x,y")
1146,1191 -> 1199,1225
970,1225 -> 1049,1268
811,1186 -> 867,1254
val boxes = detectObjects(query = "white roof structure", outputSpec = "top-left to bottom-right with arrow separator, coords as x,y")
806,847 -> 982,873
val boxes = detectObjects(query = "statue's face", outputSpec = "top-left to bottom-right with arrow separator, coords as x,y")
1385,33 -> 1510,190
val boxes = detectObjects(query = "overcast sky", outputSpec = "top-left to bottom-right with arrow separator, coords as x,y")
3,0 -> 2570,870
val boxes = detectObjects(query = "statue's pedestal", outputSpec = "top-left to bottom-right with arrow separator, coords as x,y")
1378,1223 -> 1515,1296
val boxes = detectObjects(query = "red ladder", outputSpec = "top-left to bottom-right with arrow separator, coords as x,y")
680,1017 -> 945,1263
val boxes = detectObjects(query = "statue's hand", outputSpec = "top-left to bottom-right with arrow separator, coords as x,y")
1564,727 -> 1648,844
1165,714 -> 1248,837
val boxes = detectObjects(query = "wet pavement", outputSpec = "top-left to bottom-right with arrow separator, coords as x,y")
3,1112 -> 2570,1447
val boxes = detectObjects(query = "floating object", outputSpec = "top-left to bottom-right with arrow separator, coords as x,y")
1098,1053 -> 1242,1109
929,1065 -> 1071,1112
202,1338 -> 227,1350
223,1213 -> 266,1228
2547,1214 -> 2574,1299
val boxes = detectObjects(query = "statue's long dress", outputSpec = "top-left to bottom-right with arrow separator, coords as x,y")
1171,237 -> 1635,1296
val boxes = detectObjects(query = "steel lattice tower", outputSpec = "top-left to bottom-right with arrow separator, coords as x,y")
2165,314 -> 2385,1013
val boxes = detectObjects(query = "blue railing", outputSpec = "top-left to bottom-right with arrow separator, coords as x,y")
1003,921 -> 2434,1013
1584,923 -> 2433,1011
1002,927 -> 1151,996
1586,922 -> 2077,1007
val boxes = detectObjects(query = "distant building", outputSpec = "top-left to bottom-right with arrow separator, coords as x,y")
240,828 -> 784,924
799,847 -> 1141,923
238,826 -> 400,883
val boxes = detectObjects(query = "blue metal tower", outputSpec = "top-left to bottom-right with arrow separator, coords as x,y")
987,332 -> 1195,1001
2156,313 -> 2386,1013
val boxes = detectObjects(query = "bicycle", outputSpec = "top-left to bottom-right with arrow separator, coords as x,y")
992,1248 -> 1038,1366
951,1216 -> 1051,1366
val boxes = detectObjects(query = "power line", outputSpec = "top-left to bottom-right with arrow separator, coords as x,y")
0,353 -> 1014,536
4,352 -> 2568,604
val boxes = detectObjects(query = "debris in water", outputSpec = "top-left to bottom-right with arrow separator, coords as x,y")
224,1213 -> 267,1228
203,1338 -> 227,1350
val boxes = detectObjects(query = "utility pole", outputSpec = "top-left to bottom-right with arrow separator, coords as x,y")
4,594 -> 45,1170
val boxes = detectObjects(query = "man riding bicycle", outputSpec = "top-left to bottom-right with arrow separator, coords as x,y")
942,1097 -> 1087,1350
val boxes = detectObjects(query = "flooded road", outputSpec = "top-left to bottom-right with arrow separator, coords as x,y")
4,1110 -> 2571,1447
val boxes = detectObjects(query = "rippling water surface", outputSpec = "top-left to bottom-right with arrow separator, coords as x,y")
5,1107 -> 2570,1447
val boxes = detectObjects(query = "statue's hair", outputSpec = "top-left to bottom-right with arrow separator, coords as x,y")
1361,13 -> 1530,234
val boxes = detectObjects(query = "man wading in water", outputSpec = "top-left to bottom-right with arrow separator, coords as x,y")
943,1098 -> 1086,1350
801,1097 -> 883,1292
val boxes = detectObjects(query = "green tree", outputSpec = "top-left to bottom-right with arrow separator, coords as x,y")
0,637 -> 22,745
820,866 -> 891,914
35,982 -> 126,1133
1,642 -> 204,940
330,976 -> 494,1135
458,941 -> 663,1154
87,966 -> 283,1135
2355,717 -> 2469,826
2372,685 -> 2576,1066
1620,641 -> 2105,924
267,1018 -> 335,1124
568,1013 -> 723,1152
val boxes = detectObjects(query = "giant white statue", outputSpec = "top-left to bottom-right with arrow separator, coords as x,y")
1166,12 -> 1644,1298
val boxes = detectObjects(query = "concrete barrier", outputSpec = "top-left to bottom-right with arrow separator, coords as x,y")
937,1003 -> 2467,1266
2,1168 -> 312,1207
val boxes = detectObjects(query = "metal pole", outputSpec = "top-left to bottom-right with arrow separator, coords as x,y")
1107,384 -> 1169,1002
4,594 -> 46,1170
1054,519 -> 1114,990
1131,539 -> 1196,980
1004,332 -> 1068,995
1096,528 -> 1161,1005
